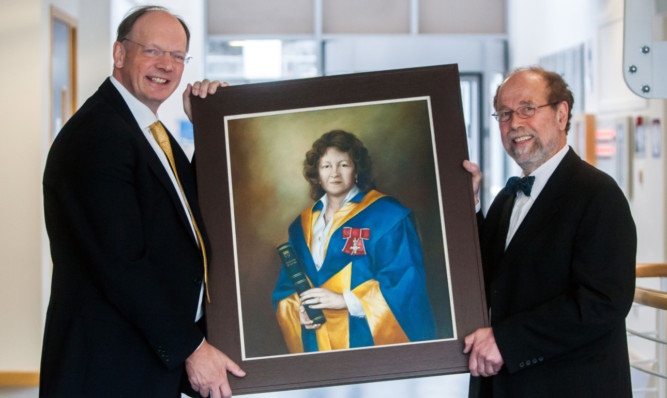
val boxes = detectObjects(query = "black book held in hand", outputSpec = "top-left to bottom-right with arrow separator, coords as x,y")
276,242 -> 327,325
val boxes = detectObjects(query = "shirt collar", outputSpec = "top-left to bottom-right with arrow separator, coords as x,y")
110,76 -> 159,130
522,144 -> 570,200
317,185 -> 361,212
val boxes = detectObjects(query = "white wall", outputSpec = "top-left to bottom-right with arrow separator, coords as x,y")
508,0 -> 599,68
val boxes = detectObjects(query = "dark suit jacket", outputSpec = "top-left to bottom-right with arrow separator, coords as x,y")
40,79 -> 207,397
474,148 -> 636,398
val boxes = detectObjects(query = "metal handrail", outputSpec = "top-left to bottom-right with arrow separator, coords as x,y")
632,364 -> 667,381
628,328 -> 667,345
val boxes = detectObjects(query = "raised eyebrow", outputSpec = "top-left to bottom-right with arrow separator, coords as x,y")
499,100 -> 534,110
496,104 -> 513,112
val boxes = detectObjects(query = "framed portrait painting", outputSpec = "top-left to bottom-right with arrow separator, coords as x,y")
191,64 -> 487,394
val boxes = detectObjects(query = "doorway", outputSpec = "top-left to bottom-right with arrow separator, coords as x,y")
50,6 -> 77,141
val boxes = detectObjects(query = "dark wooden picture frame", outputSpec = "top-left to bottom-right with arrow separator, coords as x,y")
191,64 -> 487,395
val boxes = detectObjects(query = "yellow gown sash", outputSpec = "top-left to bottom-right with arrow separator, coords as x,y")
277,262 -> 409,352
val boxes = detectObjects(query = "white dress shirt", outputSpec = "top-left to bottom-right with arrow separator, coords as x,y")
505,145 -> 570,248
311,186 -> 365,317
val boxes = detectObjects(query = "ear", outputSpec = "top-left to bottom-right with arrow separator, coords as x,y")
112,41 -> 126,69
556,100 -> 569,131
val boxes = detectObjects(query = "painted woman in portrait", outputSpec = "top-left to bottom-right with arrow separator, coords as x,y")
271,130 -> 436,353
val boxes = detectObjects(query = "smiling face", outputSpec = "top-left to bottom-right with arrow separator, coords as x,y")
318,147 -> 357,201
112,11 -> 186,114
497,71 -> 568,174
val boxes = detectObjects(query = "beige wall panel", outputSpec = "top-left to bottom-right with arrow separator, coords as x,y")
0,0 -> 43,372
323,0 -> 410,34
420,0 -> 506,34
208,0 -> 314,35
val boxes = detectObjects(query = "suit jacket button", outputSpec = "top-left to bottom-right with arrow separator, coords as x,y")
519,361 -> 525,368
538,356 -> 544,362
532,358 -> 538,364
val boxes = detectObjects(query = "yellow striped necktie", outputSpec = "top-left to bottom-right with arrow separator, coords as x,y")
149,121 -> 210,302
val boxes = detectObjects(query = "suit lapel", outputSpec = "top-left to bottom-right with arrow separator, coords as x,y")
499,148 -> 580,269
99,79 -> 198,244
494,193 -> 516,264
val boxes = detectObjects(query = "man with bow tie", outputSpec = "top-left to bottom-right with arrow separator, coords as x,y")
462,67 -> 636,397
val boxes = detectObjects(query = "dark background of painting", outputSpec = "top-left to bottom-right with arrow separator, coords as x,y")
226,99 -> 454,358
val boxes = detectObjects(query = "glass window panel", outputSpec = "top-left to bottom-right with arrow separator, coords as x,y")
207,39 -> 319,84
52,19 -> 71,139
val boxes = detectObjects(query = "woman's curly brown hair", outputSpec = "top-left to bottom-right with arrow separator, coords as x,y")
303,130 -> 375,201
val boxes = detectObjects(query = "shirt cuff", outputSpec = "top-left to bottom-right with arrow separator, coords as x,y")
195,337 -> 205,351
343,291 -> 366,318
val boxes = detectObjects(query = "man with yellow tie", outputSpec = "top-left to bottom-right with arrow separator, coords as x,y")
40,6 -> 244,398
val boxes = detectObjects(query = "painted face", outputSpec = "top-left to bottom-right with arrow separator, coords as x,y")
497,71 -> 568,174
112,11 -> 187,114
318,147 -> 357,200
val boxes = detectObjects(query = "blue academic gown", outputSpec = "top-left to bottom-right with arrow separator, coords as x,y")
272,189 -> 436,353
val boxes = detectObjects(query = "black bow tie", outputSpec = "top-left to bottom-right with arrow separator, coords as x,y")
504,176 -> 535,196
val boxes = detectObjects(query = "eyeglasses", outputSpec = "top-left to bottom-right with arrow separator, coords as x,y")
122,38 -> 192,64
492,102 -> 559,123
